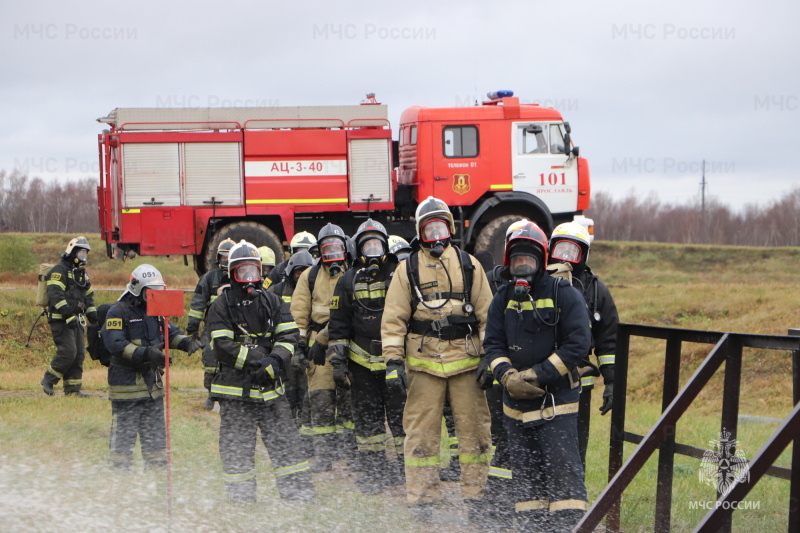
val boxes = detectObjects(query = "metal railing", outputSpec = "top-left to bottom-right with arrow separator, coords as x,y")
575,324 -> 800,533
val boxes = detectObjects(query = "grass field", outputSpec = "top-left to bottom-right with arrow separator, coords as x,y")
1,233 -> 799,532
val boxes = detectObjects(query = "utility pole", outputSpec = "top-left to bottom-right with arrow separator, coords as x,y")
700,159 -> 707,243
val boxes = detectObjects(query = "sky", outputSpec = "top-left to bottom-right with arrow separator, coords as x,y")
1,0 -> 798,212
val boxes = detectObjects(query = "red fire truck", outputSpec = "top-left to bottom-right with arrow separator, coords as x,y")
97,91 -> 591,274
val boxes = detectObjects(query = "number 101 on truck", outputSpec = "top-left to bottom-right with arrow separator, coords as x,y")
96,90 -> 591,275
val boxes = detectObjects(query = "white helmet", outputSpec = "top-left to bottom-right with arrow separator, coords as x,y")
549,222 -> 591,271
290,231 -> 318,254
125,264 -> 166,297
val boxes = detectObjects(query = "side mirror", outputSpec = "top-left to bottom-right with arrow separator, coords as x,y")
571,146 -> 580,157
525,125 -> 544,134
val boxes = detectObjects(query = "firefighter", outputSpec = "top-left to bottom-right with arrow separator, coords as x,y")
267,249 -> 316,456
327,218 -> 405,494
290,223 -> 354,472
206,240 -> 316,502
381,196 -> 493,521
387,235 -> 412,262
473,247 -> 514,528
268,231 -> 318,285
548,221 -> 619,466
483,220 -> 592,533
41,236 -> 97,397
102,264 -> 202,469
186,238 -> 235,411
258,246 -> 277,288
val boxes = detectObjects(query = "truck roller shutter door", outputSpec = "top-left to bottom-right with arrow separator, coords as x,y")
123,143 -> 181,207
185,142 -> 243,206
348,138 -> 392,205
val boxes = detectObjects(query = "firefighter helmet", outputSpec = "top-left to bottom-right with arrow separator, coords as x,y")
317,223 -> 347,264
125,264 -> 166,297
65,236 -> 91,266
286,249 -> 314,280
503,220 -> 549,276
414,196 -> 455,245
354,218 -> 388,263
216,238 -> 236,270
258,246 -> 276,267
388,235 -> 412,261
290,231 -> 317,255
227,241 -> 262,284
549,222 -> 591,271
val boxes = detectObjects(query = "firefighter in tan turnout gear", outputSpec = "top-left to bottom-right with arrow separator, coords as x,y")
381,196 -> 494,521
290,223 -> 353,472
41,236 -> 97,396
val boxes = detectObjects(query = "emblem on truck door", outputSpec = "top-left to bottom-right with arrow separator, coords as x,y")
452,174 -> 471,195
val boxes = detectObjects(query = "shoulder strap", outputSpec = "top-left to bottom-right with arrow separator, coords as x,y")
308,262 -> 322,296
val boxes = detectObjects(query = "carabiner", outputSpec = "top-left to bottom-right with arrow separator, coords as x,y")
78,314 -> 87,327
540,391 -> 556,421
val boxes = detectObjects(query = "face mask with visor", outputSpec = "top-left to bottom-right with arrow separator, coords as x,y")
232,262 -> 262,283
550,240 -> 582,264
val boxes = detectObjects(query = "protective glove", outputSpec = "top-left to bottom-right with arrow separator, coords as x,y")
180,336 -> 205,355
500,368 -> 545,400
329,345 -> 352,389
331,358 -> 353,390
186,317 -> 201,336
250,354 -> 282,387
145,344 -> 167,368
385,359 -> 408,397
292,340 -> 309,371
309,341 -> 327,366
475,356 -> 494,390
599,383 -> 614,415
85,311 -> 98,326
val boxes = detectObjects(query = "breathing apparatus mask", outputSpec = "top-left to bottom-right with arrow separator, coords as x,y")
320,237 -> 346,277
74,248 -> 89,267
420,218 -> 450,259
509,244 -> 543,300
232,261 -> 262,299
359,237 -> 385,279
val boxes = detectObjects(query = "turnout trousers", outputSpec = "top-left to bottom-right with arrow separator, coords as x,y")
577,386 -> 593,468
109,398 -> 166,469
505,414 -> 587,533
307,361 -> 354,464
44,321 -> 85,393
218,397 -> 315,502
350,363 -> 405,455
403,369 -> 492,504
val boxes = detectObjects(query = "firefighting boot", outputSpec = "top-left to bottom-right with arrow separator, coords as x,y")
355,451 -> 384,495
41,376 -> 55,396
66,390 -> 91,398
383,457 -> 405,487
439,456 -> 461,482
203,396 -> 215,410
310,434 -> 337,472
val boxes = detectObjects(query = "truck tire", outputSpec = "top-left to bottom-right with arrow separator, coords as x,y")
474,214 -> 528,266
201,221 -> 283,275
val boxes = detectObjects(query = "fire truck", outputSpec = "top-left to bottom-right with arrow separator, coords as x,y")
97,91 -> 591,274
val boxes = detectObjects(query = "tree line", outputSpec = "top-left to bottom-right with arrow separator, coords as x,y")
586,187 -> 800,246
0,171 -> 98,233
2,169 -> 799,247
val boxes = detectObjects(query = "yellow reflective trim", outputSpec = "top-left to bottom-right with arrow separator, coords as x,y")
188,309 -> 205,320
46,365 -> 63,379
122,343 -> 138,360
223,469 -> 255,483
598,355 -> 615,365
406,355 -> 480,375
275,321 -> 297,334
348,342 -> 385,371
307,425 -> 337,435
489,184 -> 513,190
405,455 -> 441,467
581,376 -> 596,387
274,461 -> 310,477
55,300 -> 68,309
235,346 -> 249,370
247,198 -> 348,204
211,329 -> 234,339
489,466 -> 513,479
122,208 -> 141,214
459,453 -> 492,464
48,280 -> 67,290
274,341 -> 295,355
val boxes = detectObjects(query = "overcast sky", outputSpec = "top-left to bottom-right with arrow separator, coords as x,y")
1,0 -> 798,212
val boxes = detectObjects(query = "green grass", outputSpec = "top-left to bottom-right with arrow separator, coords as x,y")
1,234 -> 799,531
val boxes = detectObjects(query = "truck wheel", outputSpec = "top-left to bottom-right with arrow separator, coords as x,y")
474,214 -> 528,266
201,221 -> 283,275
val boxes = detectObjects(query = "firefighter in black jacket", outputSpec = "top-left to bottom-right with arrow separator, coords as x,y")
206,240 -> 315,502
186,238 -> 235,410
548,221 -> 619,466
102,264 -> 201,469
41,236 -> 97,396
327,219 -> 405,494
483,220 -> 592,533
